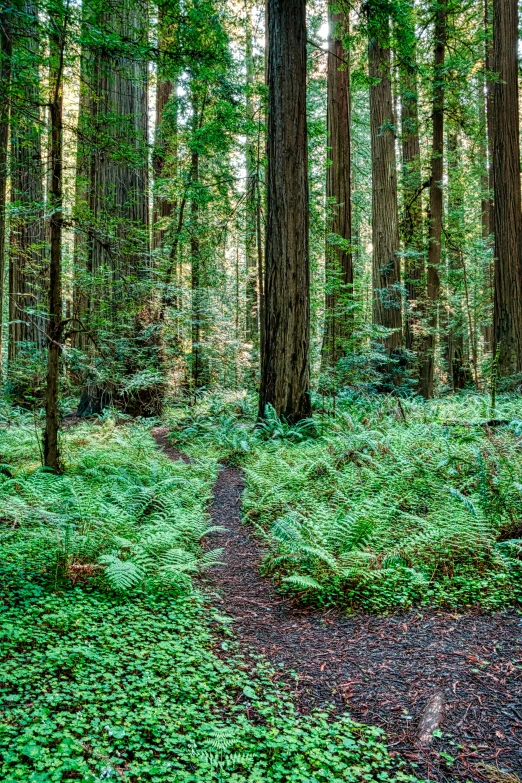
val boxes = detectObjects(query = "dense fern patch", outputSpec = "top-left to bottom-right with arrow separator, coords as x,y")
0,415 -> 417,782
167,391 -> 522,610
0,417 -> 219,593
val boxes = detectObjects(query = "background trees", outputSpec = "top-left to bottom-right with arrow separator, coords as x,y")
0,0 -> 521,457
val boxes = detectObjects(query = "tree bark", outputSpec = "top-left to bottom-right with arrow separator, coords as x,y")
74,0 -> 149,332
367,0 -> 402,356
44,8 -> 65,472
190,144 -> 205,389
153,77 -> 174,249
153,4 -> 178,251
483,0 -> 494,349
322,5 -> 353,369
418,2 -> 446,399
491,0 -> 522,376
397,0 -> 423,354
0,9 -> 11,373
9,0 -> 47,359
245,10 -> 259,345
258,0 -> 311,422
445,132 -> 473,391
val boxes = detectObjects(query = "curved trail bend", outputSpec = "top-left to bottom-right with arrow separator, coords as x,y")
152,428 -> 522,783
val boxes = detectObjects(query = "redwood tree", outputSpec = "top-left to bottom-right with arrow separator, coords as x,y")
9,0 -> 47,359
44,0 -> 66,471
418,1 -> 446,398
74,0 -> 149,333
0,8 -> 11,371
322,4 -> 353,368
491,0 -> 522,376
397,0 -> 423,354
258,0 -> 311,422
367,0 -> 402,355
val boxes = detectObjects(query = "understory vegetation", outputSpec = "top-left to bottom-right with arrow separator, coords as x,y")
169,391 -> 522,610
0,412 -> 417,782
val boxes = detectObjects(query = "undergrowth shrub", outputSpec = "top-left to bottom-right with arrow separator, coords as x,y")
0,411 -> 419,783
241,395 -> 522,609
0,588 -> 417,783
169,390 -> 522,610
0,419 -> 218,593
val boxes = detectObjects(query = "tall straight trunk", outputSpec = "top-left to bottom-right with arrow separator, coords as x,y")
153,5 -> 177,251
0,9 -> 11,372
492,0 -> 522,376
9,0 -> 46,359
398,1 -> 423,354
245,11 -> 259,344
367,0 -> 402,355
153,76 -> 174,249
44,8 -> 65,471
74,0 -> 149,332
322,5 -> 352,368
190,145 -> 205,389
483,0 -> 494,349
418,3 -> 446,399
258,0 -> 311,422
445,132 -> 472,390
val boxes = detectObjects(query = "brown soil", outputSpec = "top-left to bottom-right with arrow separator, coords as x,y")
153,429 -> 522,783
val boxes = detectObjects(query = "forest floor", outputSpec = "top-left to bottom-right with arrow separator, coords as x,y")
153,427 -> 522,783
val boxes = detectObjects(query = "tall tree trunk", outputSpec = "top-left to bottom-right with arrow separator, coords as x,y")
153,4 -> 178,251
397,0 -> 423,354
491,0 -> 522,376
9,0 -> 46,360
190,144 -> 205,389
258,0 -> 311,422
153,77 -> 174,249
418,2 -> 446,399
74,0 -> 149,333
44,7 -> 65,471
0,9 -> 11,373
445,132 -> 472,390
367,0 -> 402,357
245,10 -> 259,345
322,5 -> 353,369
483,0 -> 494,349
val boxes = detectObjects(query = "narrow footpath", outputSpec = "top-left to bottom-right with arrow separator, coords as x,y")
153,428 -> 522,783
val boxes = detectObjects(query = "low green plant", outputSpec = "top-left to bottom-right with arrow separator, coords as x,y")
0,413 -> 419,783
0,587 -> 418,783
0,419 -> 218,593
242,394 -> 522,609
170,390 -> 522,610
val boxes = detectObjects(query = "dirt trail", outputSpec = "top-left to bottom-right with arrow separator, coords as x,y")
152,428 -> 522,783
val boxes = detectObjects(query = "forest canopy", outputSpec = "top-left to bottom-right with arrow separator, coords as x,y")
0,0 -> 520,468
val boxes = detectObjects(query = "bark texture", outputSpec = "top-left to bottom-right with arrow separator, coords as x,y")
0,9 -> 11,370
258,0 -> 311,422
491,0 -> 522,376
74,0 -> 149,334
398,1 -> 423,354
483,0 -> 494,349
44,16 -> 64,471
9,0 -> 47,358
322,6 -> 353,368
245,13 -> 259,344
418,4 -> 446,399
445,133 -> 473,391
368,0 -> 402,355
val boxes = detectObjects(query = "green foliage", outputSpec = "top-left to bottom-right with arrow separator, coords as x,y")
174,391 -> 522,610
0,416 -> 419,783
0,588 -> 418,783
0,418 -> 218,593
